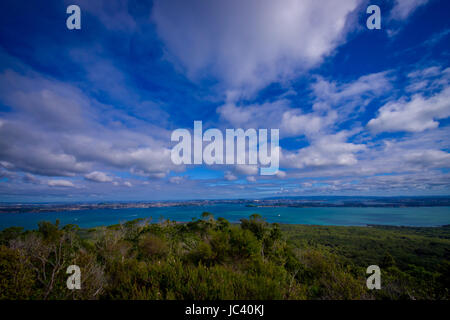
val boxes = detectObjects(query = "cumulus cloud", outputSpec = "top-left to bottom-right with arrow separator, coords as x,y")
403,149 -> 450,168
283,131 -> 365,169
276,170 -> 287,179
218,71 -> 391,138
285,127 -> 450,182
84,171 -> 114,183
235,165 -> 259,176
367,87 -> 450,133
124,181 -> 132,187
313,73 -> 388,100
224,171 -> 238,181
169,176 -> 186,184
0,119 -> 90,176
0,69 -> 90,131
312,72 -> 392,112
218,99 -> 289,130
281,110 -> 337,137
48,180 -> 75,187
152,0 -> 361,93
0,65 -> 177,179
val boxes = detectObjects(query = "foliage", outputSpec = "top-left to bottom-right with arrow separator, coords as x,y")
0,215 -> 448,300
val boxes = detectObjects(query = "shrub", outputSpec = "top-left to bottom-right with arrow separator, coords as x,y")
139,234 -> 169,260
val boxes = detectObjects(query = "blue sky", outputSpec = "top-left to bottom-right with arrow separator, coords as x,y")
0,0 -> 449,202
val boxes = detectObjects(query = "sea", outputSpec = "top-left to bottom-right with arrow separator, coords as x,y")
0,204 -> 449,230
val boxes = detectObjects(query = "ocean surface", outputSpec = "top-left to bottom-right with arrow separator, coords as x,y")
0,204 -> 449,230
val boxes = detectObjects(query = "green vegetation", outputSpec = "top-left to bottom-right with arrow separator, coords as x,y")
281,224 -> 450,299
0,214 -> 448,300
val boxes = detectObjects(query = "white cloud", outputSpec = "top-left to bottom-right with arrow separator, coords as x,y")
311,72 -> 392,119
235,165 -> 259,175
282,131 -> 365,169
313,72 -> 390,102
169,176 -> 186,184
276,170 -> 287,178
0,67 -> 177,179
281,110 -> 337,137
367,87 -> 450,133
406,66 -> 450,93
48,180 -> 75,187
84,171 -> 113,183
152,0 -> 360,93
284,127 -> 450,181
218,71 -> 391,139
407,66 -> 441,79
224,171 -> 238,181
23,173 -> 40,184
218,99 -> 290,129
403,149 -> 450,169
124,181 -> 132,187
390,0 -> 429,20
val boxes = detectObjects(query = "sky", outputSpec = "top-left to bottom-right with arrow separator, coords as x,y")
0,0 -> 449,202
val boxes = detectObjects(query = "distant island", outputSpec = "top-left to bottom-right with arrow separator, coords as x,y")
1,196 -> 450,214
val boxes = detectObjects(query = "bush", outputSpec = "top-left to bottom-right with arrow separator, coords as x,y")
139,234 -> 169,260
0,246 -> 35,299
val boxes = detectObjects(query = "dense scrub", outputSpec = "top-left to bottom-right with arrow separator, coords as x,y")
0,213 -> 448,300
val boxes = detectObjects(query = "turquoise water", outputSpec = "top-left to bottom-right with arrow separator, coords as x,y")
0,204 -> 449,230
